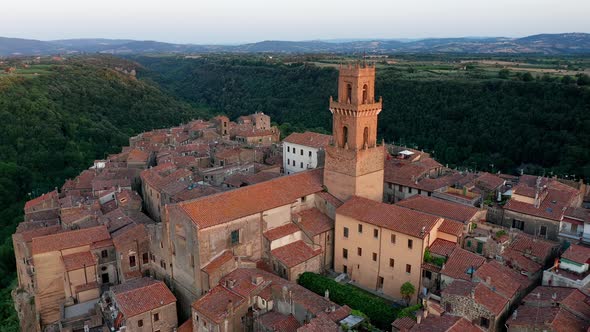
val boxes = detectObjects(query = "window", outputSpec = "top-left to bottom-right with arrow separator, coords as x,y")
343,265 -> 348,274
101,250 -> 108,258
357,247 -> 362,256
346,84 -> 352,103
154,313 -> 160,321
398,185 -> 403,192
287,146 -> 290,153
308,151 -> 312,157
342,126 -> 348,148
423,270 -> 432,279
301,196 -> 306,202
374,229 -> 379,238
391,234 -> 396,244
129,255 -> 136,268
406,264 -> 412,274
428,192 -> 432,197
343,248 -> 348,259
512,219 -> 525,230
408,239 -> 413,249
480,317 -> 490,329
300,162 -> 303,168
372,253 -> 377,261
293,148 -> 296,154
292,160 -> 295,166
363,127 -> 369,147
418,189 -> 422,195
343,227 -> 349,238
540,225 -> 547,236
358,224 -> 363,233
142,252 -> 149,264
160,260 -> 166,270
389,258 -> 395,267
408,187 -> 413,194
300,149 -> 303,156
231,230 -> 240,245
362,84 -> 368,104
138,319 -> 143,327
287,158 -> 290,165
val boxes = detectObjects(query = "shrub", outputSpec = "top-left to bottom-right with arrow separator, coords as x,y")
396,303 -> 423,319
297,272 -> 396,329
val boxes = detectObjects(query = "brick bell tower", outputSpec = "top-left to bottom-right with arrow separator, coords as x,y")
323,63 -> 385,202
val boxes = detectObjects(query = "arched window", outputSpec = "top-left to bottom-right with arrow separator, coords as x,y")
362,84 -> 368,104
363,127 -> 369,147
342,126 -> 349,148
346,84 -> 352,103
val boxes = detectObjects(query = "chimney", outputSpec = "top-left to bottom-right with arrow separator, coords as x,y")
227,300 -> 233,316
486,276 -> 492,285
324,289 -> 330,300
416,313 -> 422,325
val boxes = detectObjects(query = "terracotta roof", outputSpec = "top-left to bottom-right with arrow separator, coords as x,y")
112,224 -> 148,250
112,278 -> 176,318
327,305 -> 351,322
475,172 -> 505,191
505,179 -> 579,221
18,224 -> 61,243
508,233 -> 558,261
63,251 -> 96,271
410,314 -> 481,332
501,249 -> 542,274
178,169 -> 323,229
127,149 -> 150,163
284,132 -> 332,149
24,190 -> 58,210
429,239 -> 458,257
474,261 -> 524,299
523,286 -> 574,304
474,283 -> 508,316
562,244 -> 590,265
550,307 -> 588,332
561,289 -> 590,319
438,219 -> 464,237
298,313 -> 339,332
177,320 -> 193,332
32,225 -> 110,255
271,240 -> 322,268
258,312 -> 301,332
264,223 -> 300,241
296,208 -> 334,236
440,248 -> 486,281
191,285 -> 245,324
442,280 -> 475,297
337,196 -> 440,238
202,251 -> 235,275
316,191 -> 343,208
392,317 -> 416,330
75,281 -> 99,293
396,195 -> 478,223
564,207 -> 590,223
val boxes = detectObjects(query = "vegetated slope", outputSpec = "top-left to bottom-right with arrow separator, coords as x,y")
0,56 -> 210,329
134,56 -> 590,180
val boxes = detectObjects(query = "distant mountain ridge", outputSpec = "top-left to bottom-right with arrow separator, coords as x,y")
1,33 -> 589,56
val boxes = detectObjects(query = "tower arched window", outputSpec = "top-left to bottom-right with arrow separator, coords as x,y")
346,84 -> 352,103
362,84 -> 368,104
363,127 -> 369,148
342,126 -> 349,148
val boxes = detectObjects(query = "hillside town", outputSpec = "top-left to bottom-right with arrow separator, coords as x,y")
12,64 -> 590,332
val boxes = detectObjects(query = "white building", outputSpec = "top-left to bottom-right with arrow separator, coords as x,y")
282,131 -> 331,175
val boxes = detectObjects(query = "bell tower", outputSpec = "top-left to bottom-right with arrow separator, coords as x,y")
323,63 -> 385,202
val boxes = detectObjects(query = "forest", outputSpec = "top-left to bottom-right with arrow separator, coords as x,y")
0,57 -> 209,330
134,55 -> 590,180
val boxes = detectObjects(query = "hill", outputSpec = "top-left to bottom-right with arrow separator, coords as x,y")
1,33 -> 590,56
0,56 -> 210,329
133,55 -> 590,180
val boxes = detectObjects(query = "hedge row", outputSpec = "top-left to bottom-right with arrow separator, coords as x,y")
297,272 -> 396,329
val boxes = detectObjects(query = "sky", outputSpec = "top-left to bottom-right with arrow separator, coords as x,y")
2,0 -> 589,44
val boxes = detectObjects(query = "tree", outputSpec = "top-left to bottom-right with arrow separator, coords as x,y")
562,75 -> 575,84
400,281 -> 416,306
577,73 -> 590,86
498,69 -> 510,79
521,72 -> 534,82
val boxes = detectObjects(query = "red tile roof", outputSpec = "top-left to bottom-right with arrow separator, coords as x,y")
506,179 -> 580,221
392,317 -> 416,331
127,149 -> 150,163
442,280 -> 475,297
296,208 -> 334,237
474,261 -> 524,299
32,225 -> 110,255
191,285 -> 245,324
62,251 -> 96,271
18,224 -> 61,243
177,320 -> 193,332
298,313 -> 339,332
264,223 -> 300,241
508,233 -> 558,261
396,195 -> 478,223
474,283 -> 508,316
202,251 -> 235,275
179,169 -> 323,229
562,244 -> 590,265
112,278 -> 176,318
410,314 -> 481,332
550,307 -> 588,332
284,132 -> 332,149
337,196 -> 440,238
75,281 -> 99,293
112,224 -> 148,250
429,239 -> 458,257
271,240 -> 322,268
316,191 -> 343,208
258,312 -> 301,332
438,219 -> 464,237
501,249 -> 542,274
561,289 -> 590,319
440,248 -> 486,281
24,190 -> 58,210
475,173 -> 504,191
